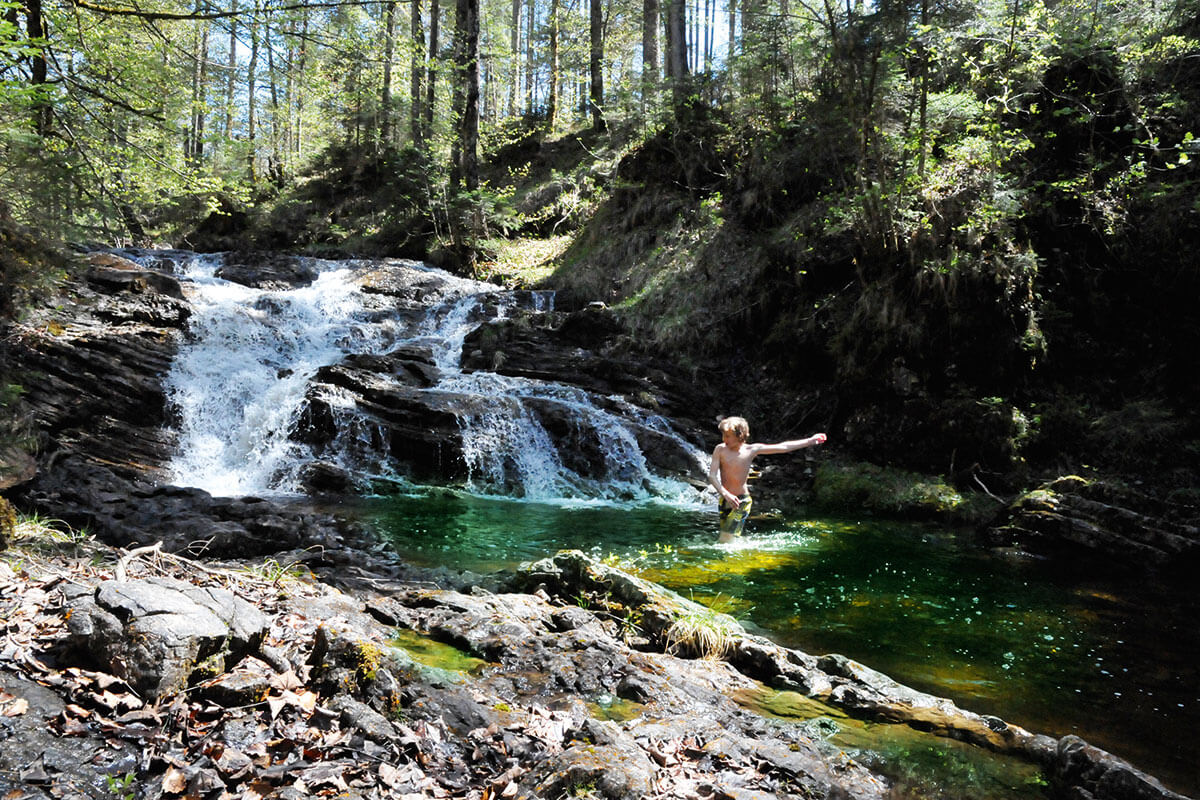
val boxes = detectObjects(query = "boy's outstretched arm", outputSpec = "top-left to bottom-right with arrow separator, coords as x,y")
754,433 -> 827,456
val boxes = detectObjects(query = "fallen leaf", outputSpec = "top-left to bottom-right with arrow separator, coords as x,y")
65,703 -> 91,719
266,695 -> 287,719
2,698 -> 28,716
19,754 -> 50,784
292,690 -> 318,713
270,669 -> 304,692
161,765 -> 188,794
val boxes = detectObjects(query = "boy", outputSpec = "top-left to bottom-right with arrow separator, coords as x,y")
708,416 -> 827,542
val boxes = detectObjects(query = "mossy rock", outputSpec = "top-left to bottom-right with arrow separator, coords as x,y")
811,461 -> 1000,524
0,495 -> 14,550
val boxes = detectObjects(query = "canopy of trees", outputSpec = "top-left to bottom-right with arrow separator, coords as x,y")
2,0 -> 1192,246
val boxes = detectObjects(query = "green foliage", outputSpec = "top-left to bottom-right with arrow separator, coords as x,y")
662,592 -> 746,660
104,772 -> 135,800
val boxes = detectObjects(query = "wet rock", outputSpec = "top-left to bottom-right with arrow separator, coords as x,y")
1051,735 -> 1190,800
326,695 -> 403,745
9,253 -> 187,486
297,460 -> 355,494
86,261 -> 186,300
460,307 -> 708,422
984,476 -> 1200,569
18,454 -> 348,556
66,576 -> 269,699
215,252 -> 319,289
519,726 -> 655,800
0,448 -> 35,492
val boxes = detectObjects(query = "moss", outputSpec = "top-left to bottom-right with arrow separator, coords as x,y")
355,640 -> 385,682
0,497 -> 15,550
812,461 -> 1000,524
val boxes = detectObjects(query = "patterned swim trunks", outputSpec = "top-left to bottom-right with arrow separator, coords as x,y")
718,494 -> 753,538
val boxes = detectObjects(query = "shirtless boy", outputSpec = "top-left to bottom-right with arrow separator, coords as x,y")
708,416 -> 827,542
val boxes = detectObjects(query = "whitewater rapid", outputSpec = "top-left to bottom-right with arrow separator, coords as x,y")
146,252 -> 706,505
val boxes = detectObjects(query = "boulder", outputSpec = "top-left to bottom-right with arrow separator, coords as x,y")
19,454 -> 350,557
983,476 -> 1200,569
1050,735 -> 1191,800
215,252 -> 319,289
66,577 -> 270,699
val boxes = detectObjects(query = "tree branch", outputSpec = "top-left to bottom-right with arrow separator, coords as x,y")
68,0 -> 400,21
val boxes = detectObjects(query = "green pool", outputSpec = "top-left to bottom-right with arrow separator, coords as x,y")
365,489 -> 1199,796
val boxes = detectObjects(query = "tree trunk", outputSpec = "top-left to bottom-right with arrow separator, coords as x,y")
188,0 -> 208,165
589,0 -> 605,130
25,0 -> 50,134
451,0 -> 479,190
727,0 -> 735,68
425,0 -> 439,144
703,0 -> 712,72
247,10 -> 259,182
225,0 -> 237,140
665,0 -> 688,109
548,0 -> 560,127
411,0 -> 425,147
918,0 -> 928,177
641,0 -> 658,112
508,0 -> 520,116
266,16 -> 283,184
524,0 -> 535,114
295,10 -> 308,158
381,0 -> 398,147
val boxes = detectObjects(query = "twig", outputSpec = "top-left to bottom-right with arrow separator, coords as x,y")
115,541 -> 164,582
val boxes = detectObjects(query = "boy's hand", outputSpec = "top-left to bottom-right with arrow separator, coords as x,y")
723,490 -> 741,508
812,433 -> 827,445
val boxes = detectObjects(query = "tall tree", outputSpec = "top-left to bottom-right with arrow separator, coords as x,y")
589,0 -> 604,129
508,0 -> 520,116
451,0 -> 479,190
187,0 -> 209,166
425,0 -> 440,145
381,0 -> 399,146
547,0 -> 560,126
411,0 -> 425,147
247,7 -> 259,181
224,1 -> 237,141
664,0 -> 688,109
524,0 -> 535,114
24,0 -> 50,134
642,0 -> 659,112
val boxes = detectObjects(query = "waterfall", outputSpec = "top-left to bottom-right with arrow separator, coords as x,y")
136,251 -> 705,504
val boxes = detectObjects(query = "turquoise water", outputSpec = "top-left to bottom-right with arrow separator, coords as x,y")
368,490 -> 1199,797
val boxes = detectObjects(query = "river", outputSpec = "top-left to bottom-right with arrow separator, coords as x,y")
149,250 -> 1198,797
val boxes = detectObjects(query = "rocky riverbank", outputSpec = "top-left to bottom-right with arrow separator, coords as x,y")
1,248 -> 1196,799
2,521 -> 1191,800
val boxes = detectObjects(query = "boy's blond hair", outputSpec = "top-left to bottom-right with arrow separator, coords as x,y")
718,416 -> 750,441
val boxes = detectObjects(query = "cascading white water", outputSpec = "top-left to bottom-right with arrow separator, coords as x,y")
162,255 -> 402,495
143,250 -> 705,504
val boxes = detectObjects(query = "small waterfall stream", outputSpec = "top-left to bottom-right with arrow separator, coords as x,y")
148,251 -> 706,503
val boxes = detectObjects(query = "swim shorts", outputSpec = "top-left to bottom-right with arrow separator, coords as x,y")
718,494 -> 753,538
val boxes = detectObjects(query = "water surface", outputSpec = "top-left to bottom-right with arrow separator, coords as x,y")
370,490 -> 1199,796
